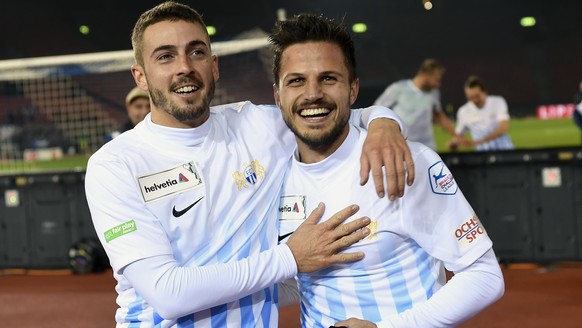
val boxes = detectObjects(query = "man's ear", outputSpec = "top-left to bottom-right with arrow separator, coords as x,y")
131,65 -> 148,90
349,78 -> 360,105
212,54 -> 220,82
273,83 -> 281,107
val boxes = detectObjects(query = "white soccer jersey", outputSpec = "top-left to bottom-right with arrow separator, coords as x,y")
85,101 -> 401,328
455,95 -> 515,151
278,125 -> 493,328
374,79 -> 442,150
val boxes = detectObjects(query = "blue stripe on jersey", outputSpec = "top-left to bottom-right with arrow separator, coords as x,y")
387,264 -> 413,313
325,276 -> 346,322
177,314 -> 194,327
126,294 -> 145,327
301,279 -> 324,327
299,300 -> 309,328
210,304 -> 227,327
153,311 -> 164,326
352,270 -> 382,322
412,247 -> 435,299
239,294 -> 256,327
261,287 -> 273,325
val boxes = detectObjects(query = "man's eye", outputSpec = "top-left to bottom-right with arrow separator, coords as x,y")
288,78 -> 304,85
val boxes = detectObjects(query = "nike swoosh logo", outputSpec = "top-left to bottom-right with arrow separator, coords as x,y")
278,232 -> 293,243
172,196 -> 204,218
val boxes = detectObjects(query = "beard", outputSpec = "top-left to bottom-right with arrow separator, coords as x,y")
282,100 -> 350,150
149,77 -> 215,123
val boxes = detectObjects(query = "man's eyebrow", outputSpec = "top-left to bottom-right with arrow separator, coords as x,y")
151,39 -> 210,55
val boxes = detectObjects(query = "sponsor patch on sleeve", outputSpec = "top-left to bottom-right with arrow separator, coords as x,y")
104,219 -> 137,243
453,215 -> 488,251
428,161 -> 458,195
138,161 -> 204,203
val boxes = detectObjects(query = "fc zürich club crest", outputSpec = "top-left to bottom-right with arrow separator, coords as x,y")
232,160 -> 266,191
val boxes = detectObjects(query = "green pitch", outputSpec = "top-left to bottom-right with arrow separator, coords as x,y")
1,118 -> 581,173
434,117 -> 582,153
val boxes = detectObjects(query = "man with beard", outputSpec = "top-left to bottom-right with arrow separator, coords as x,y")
374,59 -> 456,150
272,14 -> 504,328
84,1 -> 414,327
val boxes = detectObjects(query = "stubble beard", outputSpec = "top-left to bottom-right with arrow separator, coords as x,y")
283,101 -> 350,151
149,80 -> 215,123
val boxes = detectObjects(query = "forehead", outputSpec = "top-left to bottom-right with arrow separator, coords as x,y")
280,42 -> 347,73
427,70 -> 443,79
465,86 -> 484,96
142,20 -> 210,52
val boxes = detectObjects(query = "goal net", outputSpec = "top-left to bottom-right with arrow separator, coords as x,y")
0,31 -> 274,171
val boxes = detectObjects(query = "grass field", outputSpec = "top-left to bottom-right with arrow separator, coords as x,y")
435,117 -> 582,153
1,117 -> 581,173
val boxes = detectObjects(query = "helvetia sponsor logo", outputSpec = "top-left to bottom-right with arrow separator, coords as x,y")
143,178 -> 178,193
279,202 -> 300,213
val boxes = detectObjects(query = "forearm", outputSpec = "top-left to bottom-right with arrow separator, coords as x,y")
475,121 -> 509,144
356,105 -> 408,138
122,244 -> 297,319
377,248 -> 504,328
435,112 -> 456,136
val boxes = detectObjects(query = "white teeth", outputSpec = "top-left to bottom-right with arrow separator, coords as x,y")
175,86 -> 198,93
300,108 -> 330,117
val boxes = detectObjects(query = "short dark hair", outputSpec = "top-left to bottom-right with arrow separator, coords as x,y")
131,1 -> 207,67
268,13 -> 357,86
464,75 -> 487,92
417,58 -> 445,75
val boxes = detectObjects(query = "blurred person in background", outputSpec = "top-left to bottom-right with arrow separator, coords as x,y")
374,58 -> 456,150
108,86 -> 150,139
448,75 -> 514,151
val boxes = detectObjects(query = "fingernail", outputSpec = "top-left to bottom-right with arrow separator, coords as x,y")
389,195 -> 396,201
362,227 -> 370,235
378,191 -> 385,198
362,217 -> 370,224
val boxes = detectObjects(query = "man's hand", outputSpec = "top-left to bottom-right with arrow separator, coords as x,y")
360,118 -> 415,201
286,203 -> 371,273
333,317 -> 377,328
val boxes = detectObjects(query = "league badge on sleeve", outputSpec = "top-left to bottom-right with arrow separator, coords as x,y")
428,161 -> 458,195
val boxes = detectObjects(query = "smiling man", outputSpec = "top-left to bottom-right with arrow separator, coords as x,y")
84,1 -> 415,327
271,13 -> 504,328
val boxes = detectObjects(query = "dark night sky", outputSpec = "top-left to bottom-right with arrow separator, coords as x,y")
1,0 -> 581,112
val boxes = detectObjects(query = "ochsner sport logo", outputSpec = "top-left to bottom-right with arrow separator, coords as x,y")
454,215 -> 488,251
428,161 -> 457,195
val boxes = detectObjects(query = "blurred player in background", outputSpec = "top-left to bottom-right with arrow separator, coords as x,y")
374,58 -> 456,150
448,75 -> 515,151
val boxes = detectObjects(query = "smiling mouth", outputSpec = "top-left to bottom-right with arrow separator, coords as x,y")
299,107 -> 331,118
173,85 -> 199,94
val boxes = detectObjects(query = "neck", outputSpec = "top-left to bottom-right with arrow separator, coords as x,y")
412,76 -> 425,91
295,126 -> 349,164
